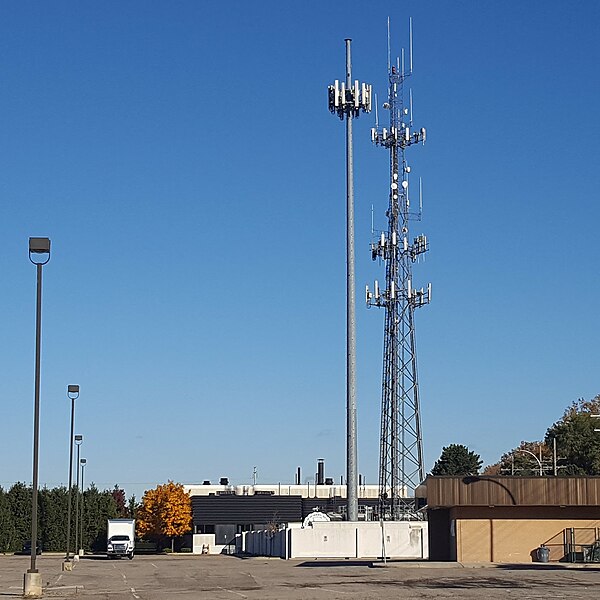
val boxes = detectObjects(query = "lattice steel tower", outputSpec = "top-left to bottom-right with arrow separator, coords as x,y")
366,19 -> 430,520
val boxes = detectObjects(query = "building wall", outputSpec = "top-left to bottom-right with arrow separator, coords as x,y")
427,509 -> 453,561
191,494 -> 303,527
451,511 -> 600,563
425,476 -> 600,507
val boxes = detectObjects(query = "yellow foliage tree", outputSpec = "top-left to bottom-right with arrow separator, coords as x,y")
136,481 -> 192,551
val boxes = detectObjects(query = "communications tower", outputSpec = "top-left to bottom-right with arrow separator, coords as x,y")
366,20 -> 430,520
328,40 -> 372,521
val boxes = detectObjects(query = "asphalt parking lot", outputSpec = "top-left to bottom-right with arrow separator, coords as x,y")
1,554 -> 599,599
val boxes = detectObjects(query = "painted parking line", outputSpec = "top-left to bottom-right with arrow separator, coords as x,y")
131,586 -> 141,599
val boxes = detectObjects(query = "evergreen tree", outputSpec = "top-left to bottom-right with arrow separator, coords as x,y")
39,486 -> 68,552
7,483 -> 32,551
0,482 -> 130,554
0,487 -> 17,553
82,484 -> 117,551
128,495 -> 138,520
431,444 -> 482,476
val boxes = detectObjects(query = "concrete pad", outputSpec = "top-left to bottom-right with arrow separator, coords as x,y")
62,560 -> 74,571
23,571 -> 42,597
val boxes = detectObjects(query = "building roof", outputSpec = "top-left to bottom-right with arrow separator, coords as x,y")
184,483 -> 380,499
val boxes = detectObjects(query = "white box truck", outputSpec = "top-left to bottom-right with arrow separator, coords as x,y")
107,519 -> 135,559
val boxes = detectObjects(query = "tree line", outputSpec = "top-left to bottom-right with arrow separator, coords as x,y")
431,394 -> 600,477
0,480 -> 193,554
0,483 -> 134,553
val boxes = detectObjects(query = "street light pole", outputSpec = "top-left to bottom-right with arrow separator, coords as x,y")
24,237 -> 50,599
515,448 -> 544,476
73,435 -> 83,560
64,385 -> 79,566
79,459 -> 86,556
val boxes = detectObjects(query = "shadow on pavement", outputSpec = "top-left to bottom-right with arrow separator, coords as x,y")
496,563 -> 600,572
296,560 -> 375,568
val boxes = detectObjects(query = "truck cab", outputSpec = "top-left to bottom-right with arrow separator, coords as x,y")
107,534 -> 134,559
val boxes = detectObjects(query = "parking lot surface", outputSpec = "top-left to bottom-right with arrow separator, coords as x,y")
1,554 -> 598,599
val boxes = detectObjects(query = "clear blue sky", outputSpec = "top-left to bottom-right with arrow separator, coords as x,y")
1,1 -> 599,500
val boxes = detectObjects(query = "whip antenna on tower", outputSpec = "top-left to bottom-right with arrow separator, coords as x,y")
366,18 -> 431,521
409,17 -> 413,73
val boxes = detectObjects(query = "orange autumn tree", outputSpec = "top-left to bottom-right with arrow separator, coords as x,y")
136,481 -> 192,552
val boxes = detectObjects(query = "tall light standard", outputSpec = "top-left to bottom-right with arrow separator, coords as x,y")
79,459 -> 87,556
64,385 -> 79,566
24,237 -> 51,599
73,435 -> 83,560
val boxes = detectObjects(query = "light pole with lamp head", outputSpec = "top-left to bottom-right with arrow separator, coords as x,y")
514,448 -> 544,477
64,385 -> 79,568
73,435 -> 83,561
24,237 -> 51,598
79,459 -> 87,556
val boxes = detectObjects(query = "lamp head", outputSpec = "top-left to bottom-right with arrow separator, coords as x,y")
29,237 -> 51,253
74,435 -> 83,445
462,476 -> 482,485
28,237 -> 51,265
67,384 -> 80,399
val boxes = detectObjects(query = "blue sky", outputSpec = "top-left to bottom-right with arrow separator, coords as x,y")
1,1 -> 599,500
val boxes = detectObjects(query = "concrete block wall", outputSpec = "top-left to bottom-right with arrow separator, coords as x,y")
192,534 -> 226,555
245,522 -> 428,560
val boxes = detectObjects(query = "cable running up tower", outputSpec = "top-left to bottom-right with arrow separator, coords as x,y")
366,19 -> 430,520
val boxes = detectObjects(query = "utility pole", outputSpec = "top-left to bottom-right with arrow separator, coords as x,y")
328,40 -> 372,522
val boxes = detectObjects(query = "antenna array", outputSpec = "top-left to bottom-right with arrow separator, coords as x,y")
366,19 -> 430,520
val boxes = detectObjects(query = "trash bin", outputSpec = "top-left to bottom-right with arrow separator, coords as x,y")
536,546 -> 550,563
